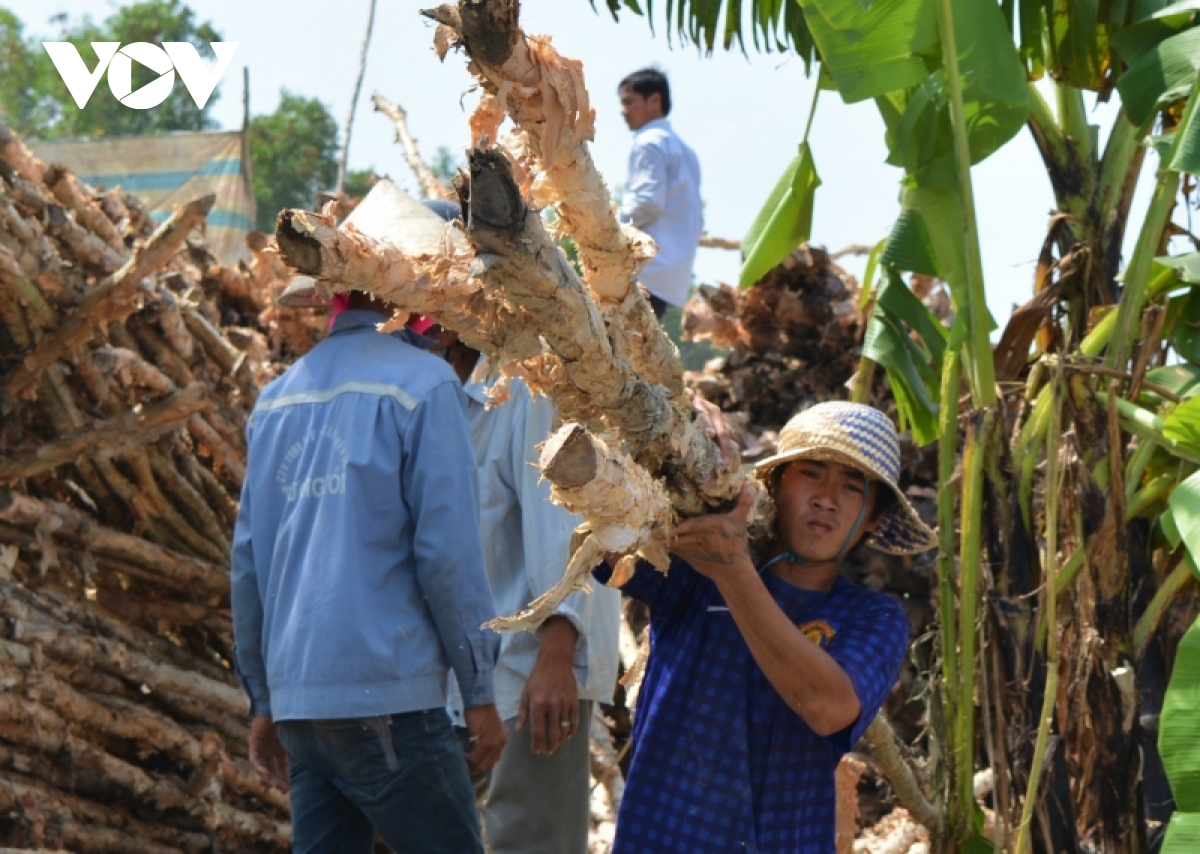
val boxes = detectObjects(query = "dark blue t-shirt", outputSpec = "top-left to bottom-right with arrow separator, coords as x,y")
597,557 -> 909,853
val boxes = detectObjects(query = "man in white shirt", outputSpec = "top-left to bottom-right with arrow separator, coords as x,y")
618,68 -> 703,317
431,319 -> 621,854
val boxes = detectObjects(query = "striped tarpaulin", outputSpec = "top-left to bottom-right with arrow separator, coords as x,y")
31,129 -> 256,264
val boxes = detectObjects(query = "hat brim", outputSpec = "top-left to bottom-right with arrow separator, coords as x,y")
755,445 -> 937,556
276,276 -> 329,309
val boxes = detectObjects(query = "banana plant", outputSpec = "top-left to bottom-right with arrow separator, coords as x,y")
593,0 -> 1200,851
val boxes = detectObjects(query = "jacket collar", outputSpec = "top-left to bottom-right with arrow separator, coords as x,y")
329,309 -> 436,350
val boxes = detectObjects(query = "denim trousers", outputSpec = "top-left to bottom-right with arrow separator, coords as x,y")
276,709 -> 483,854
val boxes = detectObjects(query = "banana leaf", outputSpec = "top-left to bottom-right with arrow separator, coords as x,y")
1111,0 -> 1200,66
861,268 -> 947,443
1047,0 -> 1108,89
738,142 -> 820,287
592,0 -> 817,55
1170,71 -> 1200,173
1163,812 -> 1200,854
1165,397 -> 1200,457
797,0 -> 939,103
1161,470 -> 1200,854
1168,469 -> 1200,558
1160,598 -> 1200,854
1172,289 -> 1200,364
1116,26 -> 1200,123
1145,364 -> 1200,399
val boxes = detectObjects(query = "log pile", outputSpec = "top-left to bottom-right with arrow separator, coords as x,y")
0,119 -> 291,851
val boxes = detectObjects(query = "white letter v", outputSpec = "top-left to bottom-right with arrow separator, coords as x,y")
43,42 -> 120,109
164,43 -> 239,109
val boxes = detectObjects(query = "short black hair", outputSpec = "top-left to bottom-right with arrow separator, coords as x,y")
619,68 -> 671,115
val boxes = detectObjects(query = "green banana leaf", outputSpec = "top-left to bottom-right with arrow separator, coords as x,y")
592,0 -> 817,55
797,0 -> 939,103
1160,605 -> 1200,854
1172,290 -> 1200,364
1154,253 -> 1200,285
861,269 -> 947,443
1161,467 -> 1200,854
1164,397 -> 1200,452
1170,72 -> 1200,173
1047,0 -> 1109,90
1168,469 -> 1200,558
881,205 -> 941,276
1111,0 -> 1200,66
1163,811 -> 1200,854
1116,26 -> 1200,123
1146,364 -> 1200,399
738,142 -> 820,287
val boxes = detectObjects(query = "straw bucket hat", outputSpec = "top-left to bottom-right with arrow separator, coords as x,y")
755,401 -> 937,555
276,180 -> 462,308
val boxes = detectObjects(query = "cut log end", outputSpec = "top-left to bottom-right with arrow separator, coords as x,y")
540,424 -> 599,488
467,148 -> 527,239
456,0 -> 520,68
275,210 -> 325,275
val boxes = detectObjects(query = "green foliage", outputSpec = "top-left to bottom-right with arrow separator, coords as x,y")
590,0 -> 816,57
1160,571 -> 1200,853
797,0 -> 938,104
431,145 -> 463,188
1164,396 -> 1200,453
0,9 -> 60,137
1172,289 -> 1200,363
248,92 -> 339,232
738,142 -> 819,287
1116,26 -> 1200,124
343,169 -> 380,200
0,1 -> 224,140
1146,364 -> 1200,399
861,269 -> 948,444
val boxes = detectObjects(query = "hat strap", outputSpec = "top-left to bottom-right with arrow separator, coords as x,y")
835,480 -> 871,560
759,549 -> 806,574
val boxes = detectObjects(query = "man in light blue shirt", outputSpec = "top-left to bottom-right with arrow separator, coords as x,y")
433,327 -> 621,854
619,67 -> 703,315
232,182 -> 506,853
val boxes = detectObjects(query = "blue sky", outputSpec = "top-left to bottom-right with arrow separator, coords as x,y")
13,0 -> 1190,328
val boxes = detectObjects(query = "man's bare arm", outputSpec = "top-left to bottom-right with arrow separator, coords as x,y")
669,489 -> 861,736
716,560 -> 860,736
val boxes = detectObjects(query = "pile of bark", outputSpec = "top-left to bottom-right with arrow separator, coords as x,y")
0,119 -> 292,851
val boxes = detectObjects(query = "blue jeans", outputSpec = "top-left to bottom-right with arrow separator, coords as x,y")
276,709 -> 483,854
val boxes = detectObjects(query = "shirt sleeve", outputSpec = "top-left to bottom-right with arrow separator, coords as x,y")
513,390 -> 592,656
593,556 -> 696,622
402,379 -> 500,709
824,597 -> 910,753
231,425 -> 271,717
619,138 -> 668,230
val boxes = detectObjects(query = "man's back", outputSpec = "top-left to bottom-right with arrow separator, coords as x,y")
621,117 -> 703,308
231,309 -> 497,723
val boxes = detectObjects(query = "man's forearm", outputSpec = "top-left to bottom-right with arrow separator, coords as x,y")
715,561 -> 860,736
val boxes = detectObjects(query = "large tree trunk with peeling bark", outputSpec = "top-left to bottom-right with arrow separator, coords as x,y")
274,0 -> 764,629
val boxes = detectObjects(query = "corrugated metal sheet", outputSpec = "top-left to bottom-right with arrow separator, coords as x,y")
31,130 -> 256,264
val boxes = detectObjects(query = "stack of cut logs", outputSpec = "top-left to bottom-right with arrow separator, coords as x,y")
0,119 -> 292,852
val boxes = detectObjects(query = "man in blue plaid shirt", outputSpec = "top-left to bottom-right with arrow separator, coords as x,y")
595,402 -> 937,853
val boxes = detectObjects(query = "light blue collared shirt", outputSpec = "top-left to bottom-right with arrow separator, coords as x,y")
448,376 -> 620,723
232,310 -> 499,721
620,117 -> 703,308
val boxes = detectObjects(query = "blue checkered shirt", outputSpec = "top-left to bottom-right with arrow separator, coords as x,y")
596,558 -> 908,853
